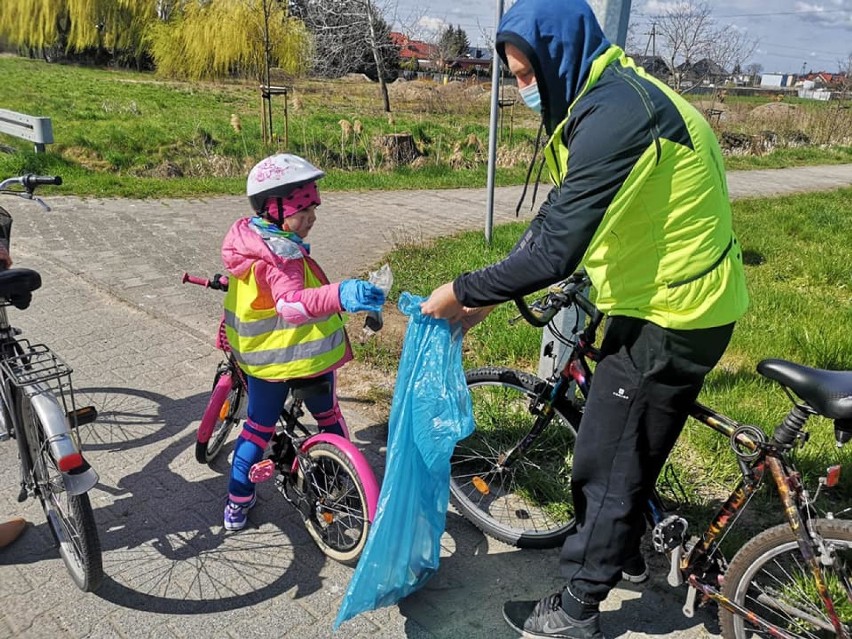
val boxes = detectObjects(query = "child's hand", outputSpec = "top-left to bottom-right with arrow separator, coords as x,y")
339,279 -> 386,313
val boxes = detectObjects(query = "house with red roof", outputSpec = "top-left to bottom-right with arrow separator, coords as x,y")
390,32 -> 438,70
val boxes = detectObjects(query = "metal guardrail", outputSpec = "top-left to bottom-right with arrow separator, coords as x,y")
0,108 -> 54,153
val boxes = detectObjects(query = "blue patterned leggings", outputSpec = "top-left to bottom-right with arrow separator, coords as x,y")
227,372 -> 346,501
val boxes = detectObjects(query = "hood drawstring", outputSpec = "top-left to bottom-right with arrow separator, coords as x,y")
515,120 -> 547,218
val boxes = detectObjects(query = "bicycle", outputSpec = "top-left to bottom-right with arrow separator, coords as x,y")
449,270 -> 852,638
0,174 -> 102,591
182,272 -> 380,564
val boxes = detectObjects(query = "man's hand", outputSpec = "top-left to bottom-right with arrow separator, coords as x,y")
420,281 -> 464,321
0,246 -> 12,270
421,282 -> 497,333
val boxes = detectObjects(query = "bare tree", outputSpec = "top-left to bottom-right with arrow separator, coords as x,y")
653,1 -> 756,92
654,1 -> 716,89
745,62 -> 763,87
838,53 -> 852,93
708,26 -> 757,86
291,0 -> 400,112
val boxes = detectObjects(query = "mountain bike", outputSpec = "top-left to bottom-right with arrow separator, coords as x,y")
0,174 -> 102,591
182,272 -> 380,564
449,270 -> 852,638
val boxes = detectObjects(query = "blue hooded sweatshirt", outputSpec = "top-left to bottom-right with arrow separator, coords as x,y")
495,0 -> 611,134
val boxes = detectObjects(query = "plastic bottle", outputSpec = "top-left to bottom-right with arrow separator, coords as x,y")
363,264 -> 393,337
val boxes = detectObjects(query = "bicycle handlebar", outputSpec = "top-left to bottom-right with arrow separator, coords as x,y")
24,175 -> 62,188
181,272 -> 229,291
513,271 -> 597,328
0,175 -> 62,193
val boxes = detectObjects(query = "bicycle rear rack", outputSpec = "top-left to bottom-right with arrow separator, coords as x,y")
0,340 -> 80,428
1,341 -> 72,387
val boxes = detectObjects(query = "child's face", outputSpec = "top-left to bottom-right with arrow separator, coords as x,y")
284,205 -> 317,239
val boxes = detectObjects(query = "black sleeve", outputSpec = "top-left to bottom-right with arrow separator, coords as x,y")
453,87 -> 652,308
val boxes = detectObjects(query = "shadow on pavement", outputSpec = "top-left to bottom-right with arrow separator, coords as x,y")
2,385 -> 339,615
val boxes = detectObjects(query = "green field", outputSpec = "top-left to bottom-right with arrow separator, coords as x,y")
1,55 -> 850,197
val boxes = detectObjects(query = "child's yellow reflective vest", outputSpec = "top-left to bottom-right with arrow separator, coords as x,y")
224,262 -> 347,379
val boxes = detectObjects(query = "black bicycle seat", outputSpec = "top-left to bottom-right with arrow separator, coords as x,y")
288,378 -> 332,400
757,359 -> 852,420
0,268 -> 41,309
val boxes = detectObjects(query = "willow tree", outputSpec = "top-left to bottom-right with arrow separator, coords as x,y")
0,0 -> 156,65
148,0 -> 311,81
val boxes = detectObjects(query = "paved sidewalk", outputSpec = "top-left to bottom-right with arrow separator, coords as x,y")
0,164 -> 850,639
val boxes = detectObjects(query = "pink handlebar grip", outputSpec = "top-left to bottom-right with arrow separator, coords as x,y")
182,273 -> 210,287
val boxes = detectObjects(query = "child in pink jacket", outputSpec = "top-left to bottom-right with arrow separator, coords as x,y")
221,153 -> 385,531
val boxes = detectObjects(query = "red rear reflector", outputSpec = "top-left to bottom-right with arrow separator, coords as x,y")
58,453 -> 84,472
826,465 -> 842,488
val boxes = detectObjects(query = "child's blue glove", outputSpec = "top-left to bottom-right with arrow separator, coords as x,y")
339,279 -> 386,313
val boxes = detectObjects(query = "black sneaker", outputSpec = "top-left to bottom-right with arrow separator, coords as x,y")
621,553 -> 649,584
503,593 -> 604,639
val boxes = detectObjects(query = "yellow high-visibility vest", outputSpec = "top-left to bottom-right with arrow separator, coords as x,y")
544,46 -> 748,329
224,262 -> 347,379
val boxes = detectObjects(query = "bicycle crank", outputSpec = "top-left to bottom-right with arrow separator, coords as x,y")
652,514 -> 689,587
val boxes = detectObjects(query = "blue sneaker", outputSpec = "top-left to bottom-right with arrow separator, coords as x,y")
223,494 -> 257,531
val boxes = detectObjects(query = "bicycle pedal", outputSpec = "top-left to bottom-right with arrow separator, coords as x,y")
652,514 -> 688,553
248,459 -> 275,483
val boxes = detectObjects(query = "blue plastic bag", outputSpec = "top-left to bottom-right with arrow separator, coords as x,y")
334,292 -> 475,629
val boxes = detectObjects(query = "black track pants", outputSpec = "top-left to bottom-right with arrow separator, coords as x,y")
559,316 -> 734,603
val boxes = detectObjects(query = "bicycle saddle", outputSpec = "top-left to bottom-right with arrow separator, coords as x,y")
0,268 -> 41,309
288,378 -> 332,400
757,359 -> 852,420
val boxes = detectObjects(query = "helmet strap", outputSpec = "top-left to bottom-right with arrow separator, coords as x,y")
264,197 -> 286,227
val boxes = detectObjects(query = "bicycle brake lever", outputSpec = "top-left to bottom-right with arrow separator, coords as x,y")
32,195 -> 51,212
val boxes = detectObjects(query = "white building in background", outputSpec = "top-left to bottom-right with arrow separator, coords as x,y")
760,73 -> 797,87
798,80 -> 832,100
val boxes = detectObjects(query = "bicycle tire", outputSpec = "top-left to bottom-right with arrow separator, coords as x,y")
21,396 -> 103,592
449,367 -> 580,549
297,442 -> 371,565
195,368 -> 243,464
719,518 -> 852,638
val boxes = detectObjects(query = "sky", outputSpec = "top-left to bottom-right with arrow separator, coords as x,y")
387,0 -> 852,74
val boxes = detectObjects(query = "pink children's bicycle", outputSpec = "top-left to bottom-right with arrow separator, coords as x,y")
183,272 -> 380,564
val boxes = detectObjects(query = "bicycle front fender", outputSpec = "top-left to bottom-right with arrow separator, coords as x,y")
28,387 -> 99,496
297,433 -> 380,522
198,372 -> 234,443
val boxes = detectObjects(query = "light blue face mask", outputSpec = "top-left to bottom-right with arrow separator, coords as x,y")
519,82 -> 542,114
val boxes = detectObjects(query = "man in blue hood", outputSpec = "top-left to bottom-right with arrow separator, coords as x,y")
422,0 -> 748,636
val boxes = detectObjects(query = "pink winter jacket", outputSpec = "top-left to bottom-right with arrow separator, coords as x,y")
221,218 -> 352,372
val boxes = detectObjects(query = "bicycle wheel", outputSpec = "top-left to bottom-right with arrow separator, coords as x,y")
21,397 -> 103,592
720,518 -> 852,638
449,367 -> 580,549
297,442 -> 370,565
195,368 -> 243,464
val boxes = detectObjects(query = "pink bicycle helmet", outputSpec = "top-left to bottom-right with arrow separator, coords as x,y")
246,154 -> 325,214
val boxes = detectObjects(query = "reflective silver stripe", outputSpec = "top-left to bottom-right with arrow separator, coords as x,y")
223,308 -> 326,337
233,329 -> 345,366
